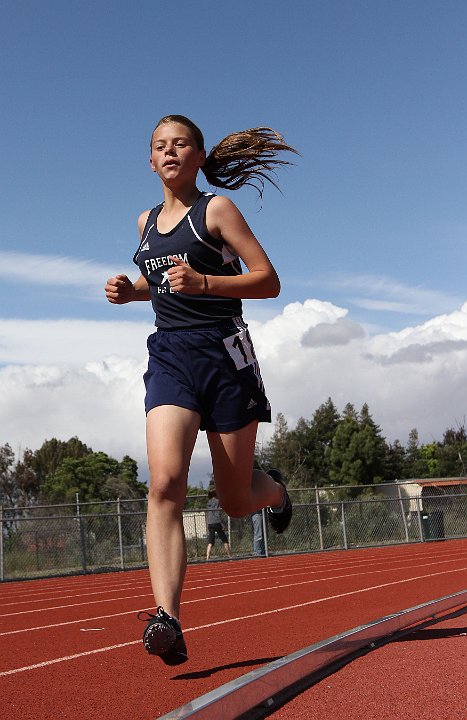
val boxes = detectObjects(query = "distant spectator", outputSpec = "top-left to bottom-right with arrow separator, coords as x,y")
251,510 -> 266,556
206,489 -> 232,560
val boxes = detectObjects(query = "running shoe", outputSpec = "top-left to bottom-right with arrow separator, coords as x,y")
266,469 -> 292,534
138,607 -> 188,665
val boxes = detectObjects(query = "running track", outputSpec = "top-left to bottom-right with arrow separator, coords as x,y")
1,540 -> 466,719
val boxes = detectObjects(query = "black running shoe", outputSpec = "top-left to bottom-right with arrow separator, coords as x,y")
138,607 -> 188,665
266,469 -> 292,534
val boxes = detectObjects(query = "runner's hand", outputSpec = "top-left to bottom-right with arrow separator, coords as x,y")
105,274 -> 135,304
168,256 -> 204,295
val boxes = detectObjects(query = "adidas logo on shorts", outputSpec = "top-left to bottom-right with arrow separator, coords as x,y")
247,398 -> 257,410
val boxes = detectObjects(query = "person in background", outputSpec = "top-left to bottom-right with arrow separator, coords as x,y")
206,488 -> 232,560
251,509 -> 266,556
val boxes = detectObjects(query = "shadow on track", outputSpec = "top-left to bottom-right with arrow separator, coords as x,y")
393,626 -> 467,641
392,604 -> 466,643
174,656 -> 282,680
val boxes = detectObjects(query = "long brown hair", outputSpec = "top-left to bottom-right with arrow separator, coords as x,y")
151,115 -> 298,196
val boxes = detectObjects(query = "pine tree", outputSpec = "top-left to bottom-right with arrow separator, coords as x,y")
329,404 -> 387,494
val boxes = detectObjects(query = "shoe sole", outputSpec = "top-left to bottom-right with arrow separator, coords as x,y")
143,620 -> 177,655
142,616 -> 189,664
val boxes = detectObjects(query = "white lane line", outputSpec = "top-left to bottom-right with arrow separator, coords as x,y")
1,548 -> 464,604
1,557 -> 464,622
0,608 -> 147,636
0,576 -> 149,600
0,582 -> 152,609
0,566 -> 465,676
0,592 -> 154,618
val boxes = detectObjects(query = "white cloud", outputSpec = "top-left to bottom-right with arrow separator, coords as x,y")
0,251 -> 136,302
314,273 -> 464,316
0,252 -> 110,287
0,318 -> 153,365
1,298 -> 467,486
302,317 -> 365,347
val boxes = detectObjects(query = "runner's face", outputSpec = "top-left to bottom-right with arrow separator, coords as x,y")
150,123 -> 205,184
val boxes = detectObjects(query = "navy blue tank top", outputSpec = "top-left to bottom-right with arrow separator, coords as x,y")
133,193 -> 243,329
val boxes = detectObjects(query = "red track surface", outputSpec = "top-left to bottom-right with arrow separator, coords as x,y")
1,540 -> 466,720
271,612 -> 466,719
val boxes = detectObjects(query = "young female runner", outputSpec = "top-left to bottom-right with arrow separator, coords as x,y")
105,115 -> 296,664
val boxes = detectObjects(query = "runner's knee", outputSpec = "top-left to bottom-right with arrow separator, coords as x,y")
147,472 -> 186,509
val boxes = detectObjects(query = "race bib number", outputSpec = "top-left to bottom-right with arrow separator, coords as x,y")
223,330 -> 256,370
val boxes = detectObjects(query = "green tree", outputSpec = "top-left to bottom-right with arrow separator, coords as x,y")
290,398 -> 340,487
260,413 -> 296,476
413,443 -> 439,478
329,414 -> 360,487
41,451 -> 146,503
384,439 -> 406,481
436,425 -> 467,478
31,437 -> 92,488
0,443 -> 16,506
13,448 -> 39,504
312,398 -> 341,447
329,404 -> 386,494
342,402 -> 358,421
404,428 -> 420,478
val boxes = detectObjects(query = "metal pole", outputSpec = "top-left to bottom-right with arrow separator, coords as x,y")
341,502 -> 348,550
261,508 -> 269,558
140,521 -> 145,562
416,495 -> 424,542
396,484 -> 410,543
76,492 -> 87,572
0,505 -> 4,582
193,512 -> 200,562
315,487 -> 324,550
117,498 -> 124,570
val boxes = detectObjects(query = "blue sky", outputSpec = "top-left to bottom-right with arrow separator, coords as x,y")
2,0 -> 465,327
1,1 -> 467,480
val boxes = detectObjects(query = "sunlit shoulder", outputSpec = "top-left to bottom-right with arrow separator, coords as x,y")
138,210 -> 151,237
205,195 -> 249,240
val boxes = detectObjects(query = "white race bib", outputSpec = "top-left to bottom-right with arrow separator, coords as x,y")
223,330 -> 256,370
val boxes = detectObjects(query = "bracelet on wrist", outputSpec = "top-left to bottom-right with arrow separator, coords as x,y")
203,274 -> 208,295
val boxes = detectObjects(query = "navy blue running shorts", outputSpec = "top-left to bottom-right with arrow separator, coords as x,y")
143,319 -> 271,432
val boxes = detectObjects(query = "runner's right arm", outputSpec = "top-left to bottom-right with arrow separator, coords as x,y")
105,273 -> 150,304
105,210 -> 152,304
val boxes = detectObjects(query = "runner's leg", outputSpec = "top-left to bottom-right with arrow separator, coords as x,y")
146,405 -> 200,620
207,420 -> 284,517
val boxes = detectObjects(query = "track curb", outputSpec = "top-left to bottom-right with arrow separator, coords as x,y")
158,588 -> 467,720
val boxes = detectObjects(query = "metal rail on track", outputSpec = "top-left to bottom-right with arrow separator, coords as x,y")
158,589 -> 467,720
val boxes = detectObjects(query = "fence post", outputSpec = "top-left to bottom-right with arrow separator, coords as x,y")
416,496 -> 425,541
140,522 -> 145,562
0,505 -> 4,581
193,512 -> 200,562
76,493 -> 87,573
261,508 -> 269,558
397,484 -> 410,543
315,487 -> 324,550
117,498 -> 125,570
341,502 -> 348,549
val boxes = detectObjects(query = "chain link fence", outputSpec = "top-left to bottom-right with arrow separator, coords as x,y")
1,483 -> 466,581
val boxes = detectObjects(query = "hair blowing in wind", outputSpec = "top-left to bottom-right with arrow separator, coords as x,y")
202,126 -> 299,196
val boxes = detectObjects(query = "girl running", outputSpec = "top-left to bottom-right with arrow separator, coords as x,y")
105,115 -> 296,664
